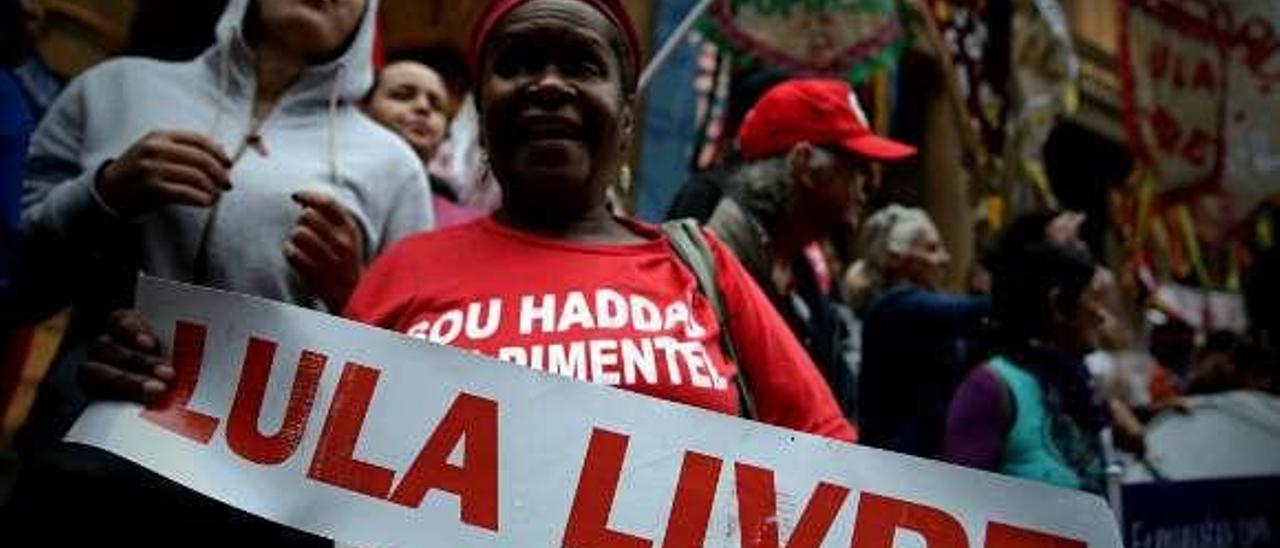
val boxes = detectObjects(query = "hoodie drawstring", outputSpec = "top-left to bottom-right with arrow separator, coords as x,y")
328,62 -> 345,188
195,52 -> 353,284
195,33 -> 236,285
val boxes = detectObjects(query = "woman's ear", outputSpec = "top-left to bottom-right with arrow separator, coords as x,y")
787,142 -> 815,189
620,102 -> 635,152
1047,286 -> 1071,324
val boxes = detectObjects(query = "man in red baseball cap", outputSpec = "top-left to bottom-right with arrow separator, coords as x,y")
738,78 -> 916,163
709,77 -> 917,288
735,78 -> 915,237
702,78 -> 917,419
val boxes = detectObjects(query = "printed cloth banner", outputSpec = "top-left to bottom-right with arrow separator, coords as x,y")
1221,1 -> 1280,228
1122,0 -> 1227,192
1122,0 -> 1280,231
69,277 -> 1123,547
701,0 -> 909,83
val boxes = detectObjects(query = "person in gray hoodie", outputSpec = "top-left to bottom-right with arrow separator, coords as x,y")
12,0 -> 433,450
4,1 -> 430,542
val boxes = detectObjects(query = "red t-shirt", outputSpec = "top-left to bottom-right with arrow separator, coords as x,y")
345,217 -> 856,442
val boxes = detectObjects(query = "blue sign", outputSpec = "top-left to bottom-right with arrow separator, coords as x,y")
1123,477 -> 1280,548
635,0 -> 703,221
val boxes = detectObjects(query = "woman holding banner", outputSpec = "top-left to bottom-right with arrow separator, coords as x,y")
62,0 -> 855,543
82,0 -> 856,441
342,0 -> 857,440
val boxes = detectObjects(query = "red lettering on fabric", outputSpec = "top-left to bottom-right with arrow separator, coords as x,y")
1148,41 -> 1170,80
1182,129 -> 1215,166
562,428 -> 652,548
390,392 -> 500,532
226,339 -> 326,465
1149,106 -> 1184,153
661,451 -> 723,548
1191,58 -> 1216,91
851,492 -> 967,548
735,462 -> 850,548
141,321 -> 220,444
984,522 -> 1085,548
306,362 -> 395,500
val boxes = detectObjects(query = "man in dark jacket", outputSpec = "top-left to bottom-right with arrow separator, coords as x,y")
697,79 -> 917,419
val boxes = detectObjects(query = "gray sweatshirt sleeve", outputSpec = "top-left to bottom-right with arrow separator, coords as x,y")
11,75 -> 131,321
375,162 -> 434,254
22,76 -> 123,243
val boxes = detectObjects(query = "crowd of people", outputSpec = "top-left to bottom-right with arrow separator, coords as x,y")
1,0 -> 1277,543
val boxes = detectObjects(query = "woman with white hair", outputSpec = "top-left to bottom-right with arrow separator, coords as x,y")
854,205 -> 991,458
847,205 -> 948,307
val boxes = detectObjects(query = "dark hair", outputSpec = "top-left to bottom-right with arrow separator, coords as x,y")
990,242 -> 1097,345
381,43 -> 470,103
1149,316 -> 1196,374
984,209 -> 1061,270
1234,339 -> 1278,394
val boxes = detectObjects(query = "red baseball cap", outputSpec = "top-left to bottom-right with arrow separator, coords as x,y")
738,79 -> 916,162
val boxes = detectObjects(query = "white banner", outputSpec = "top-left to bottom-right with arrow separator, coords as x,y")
69,277 -> 1122,547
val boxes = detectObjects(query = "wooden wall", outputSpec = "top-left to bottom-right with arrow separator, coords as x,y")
379,0 -> 655,61
31,0 -> 135,78
33,0 -> 657,80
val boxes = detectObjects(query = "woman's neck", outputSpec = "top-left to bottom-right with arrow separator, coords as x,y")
252,40 -> 308,121
494,200 -> 644,245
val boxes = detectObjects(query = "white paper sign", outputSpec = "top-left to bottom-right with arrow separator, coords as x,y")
68,277 -> 1123,547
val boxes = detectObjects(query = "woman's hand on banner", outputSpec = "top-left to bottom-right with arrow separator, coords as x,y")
81,309 -> 174,404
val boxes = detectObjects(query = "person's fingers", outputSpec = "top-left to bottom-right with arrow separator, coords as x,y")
295,207 -> 360,252
292,192 -> 365,259
80,360 -> 168,404
154,181 -> 219,207
90,334 -> 165,375
151,161 -> 222,197
295,207 -> 336,234
288,225 -> 341,266
105,310 -> 160,353
292,191 -> 353,228
165,131 -> 233,167
151,140 -> 231,189
284,240 -> 324,278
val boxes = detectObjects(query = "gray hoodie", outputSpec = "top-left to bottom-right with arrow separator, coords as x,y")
14,0 -> 432,448
20,0 -> 432,316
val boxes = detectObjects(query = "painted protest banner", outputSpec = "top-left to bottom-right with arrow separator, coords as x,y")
1221,0 -> 1280,227
69,277 -> 1123,547
1122,0 -> 1227,194
1122,0 -> 1280,232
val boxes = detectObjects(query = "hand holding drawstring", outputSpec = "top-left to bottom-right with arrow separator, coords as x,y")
96,130 -> 233,215
285,191 -> 365,312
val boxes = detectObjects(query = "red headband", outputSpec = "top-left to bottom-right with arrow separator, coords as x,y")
469,0 -> 641,87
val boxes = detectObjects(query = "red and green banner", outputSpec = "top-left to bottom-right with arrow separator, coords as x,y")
701,0 -> 910,83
